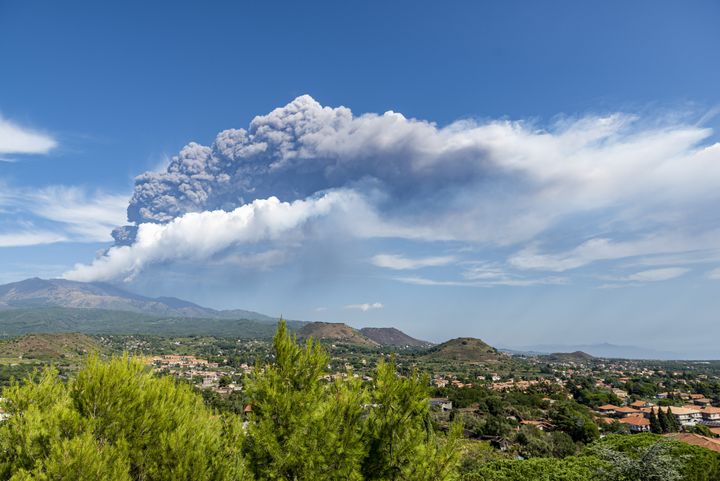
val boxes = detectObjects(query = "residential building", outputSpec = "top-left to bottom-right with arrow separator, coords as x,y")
701,406 -> 720,423
619,415 -> 651,433
653,406 -> 702,427
596,404 -> 619,416
613,406 -> 642,418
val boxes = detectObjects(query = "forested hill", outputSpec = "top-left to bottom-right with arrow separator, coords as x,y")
0,307 -> 306,338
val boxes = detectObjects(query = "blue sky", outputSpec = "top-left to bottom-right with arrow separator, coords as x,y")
2,1 -> 720,356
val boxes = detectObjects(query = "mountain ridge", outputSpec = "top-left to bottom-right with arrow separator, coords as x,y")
0,278 -> 277,322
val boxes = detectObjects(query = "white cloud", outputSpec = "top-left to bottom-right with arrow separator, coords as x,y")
624,267 -> 689,282
509,232 -> 720,272
344,302 -> 383,311
0,231 -> 66,248
461,263 -> 510,280
395,275 -> 568,287
0,116 -> 57,155
22,187 -> 128,241
707,268 -> 720,280
596,267 -> 689,288
370,253 -> 456,270
0,185 -> 129,244
64,190 -> 364,282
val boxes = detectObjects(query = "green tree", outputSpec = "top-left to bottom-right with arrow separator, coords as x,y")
692,424 -> 714,437
549,402 -> 599,445
0,356 -> 246,481
358,356 -> 461,481
461,456 -> 607,481
649,409 -> 663,434
243,321 -> 366,480
589,433 -> 720,481
7,432 -> 131,481
593,440 -> 682,481
666,407 -> 680,433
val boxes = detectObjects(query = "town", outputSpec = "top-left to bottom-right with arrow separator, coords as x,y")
89,323 -> 720,460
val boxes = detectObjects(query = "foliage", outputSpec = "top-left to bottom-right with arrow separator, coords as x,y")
243,320 -> 461,481
515,426 -> 577,459
569,377 -> 621,408
548,401 -> 599,444
243,321 -> 365,480
457,440 -> 509,475
592,442 -> 683,481
0,356 -> 247,481
649,409 -> 663,434
460,455 -> 607,481
588,434 -> 720,481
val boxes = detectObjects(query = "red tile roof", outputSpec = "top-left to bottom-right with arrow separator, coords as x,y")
614,406 -> 641,414
619,415 -> 650,426
666,434 -> 720,453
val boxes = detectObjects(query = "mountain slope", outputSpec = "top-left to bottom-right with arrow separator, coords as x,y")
0,278 -> 275,321
298,322 -> 379,347
359,327 -> 432,348
0,332 -> 102,360
0,307 -> 305,338
424,337 -> 504,362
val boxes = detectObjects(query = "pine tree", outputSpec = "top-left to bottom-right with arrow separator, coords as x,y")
657,407 -> 669,433
243,320 -> 366,480
666,407 -> 680,432
361,358 -> 461,481
0,355 -> 246,481
649,409 -> 663,434
243,320 -> 461,481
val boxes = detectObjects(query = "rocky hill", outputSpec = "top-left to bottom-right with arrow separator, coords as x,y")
359,327 -> 433,348
298,322 -> 379,347
423,337 -> 504,362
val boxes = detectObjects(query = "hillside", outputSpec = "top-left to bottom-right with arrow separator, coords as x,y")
359,327 -> 432,348
0,307 -> 305,338
546,351 -> 595,362
0,333 -> 102,360
298,322 -> 379,347
423,337 -> 504,362
0,278 -> 276,321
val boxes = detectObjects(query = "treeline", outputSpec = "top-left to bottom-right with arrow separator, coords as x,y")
0,322 -> 719,481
